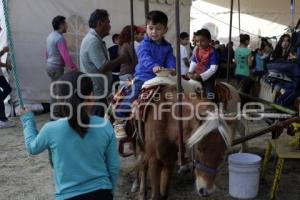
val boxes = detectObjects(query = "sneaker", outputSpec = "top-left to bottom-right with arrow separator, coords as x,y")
0,120 -> 15,129
113,120 -> 127,139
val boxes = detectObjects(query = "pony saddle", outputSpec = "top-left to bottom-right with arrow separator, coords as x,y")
135,85 -> 161,122
108,83 -> 163,122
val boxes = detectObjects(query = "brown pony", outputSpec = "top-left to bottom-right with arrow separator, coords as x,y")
135,82 -> 241,200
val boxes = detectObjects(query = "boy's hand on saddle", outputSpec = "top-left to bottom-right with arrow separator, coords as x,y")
153,66 -> 164,73
169,69 -> 176,76
188,72 -> 203,82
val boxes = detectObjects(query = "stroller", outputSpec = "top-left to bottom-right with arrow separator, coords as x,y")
259,19 -> 300,109
263,61 -> 300,109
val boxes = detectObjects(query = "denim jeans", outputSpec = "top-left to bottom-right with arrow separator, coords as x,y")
203,77 -> 215,100
115,79 -> 144,119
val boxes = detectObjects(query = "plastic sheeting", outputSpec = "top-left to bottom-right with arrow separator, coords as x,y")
0,2 -> 7,63
191,0 -> 300,48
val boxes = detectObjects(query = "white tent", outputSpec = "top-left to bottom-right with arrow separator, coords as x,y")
0,0 -> 191,106
191,0 -> 300,48
1,0 -> 299,107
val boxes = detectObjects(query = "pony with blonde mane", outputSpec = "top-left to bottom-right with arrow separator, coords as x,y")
134,79 -> 243,199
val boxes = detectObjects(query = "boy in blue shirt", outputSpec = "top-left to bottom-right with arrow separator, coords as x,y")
114,10 -> 176,139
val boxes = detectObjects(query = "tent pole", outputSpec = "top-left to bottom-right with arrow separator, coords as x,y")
290,0 -> 295,27
175,0 -> 184,166
226,0 -> 234,82
144,0 -> 149,20
130,0 -> 136,64
238,0 -> 241,35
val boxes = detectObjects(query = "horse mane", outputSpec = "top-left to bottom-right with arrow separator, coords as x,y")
158,82 -> 236,149
186,112 -> 233,149
215,82 -> 231,110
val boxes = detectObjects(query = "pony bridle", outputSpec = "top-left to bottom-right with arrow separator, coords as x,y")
193,159 -> 219,176
187,112 -> 233,176
190,123 -> 220,176
191,119 -> 219,176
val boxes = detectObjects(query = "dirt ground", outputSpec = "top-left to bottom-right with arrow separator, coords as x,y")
0,113 -> 299,200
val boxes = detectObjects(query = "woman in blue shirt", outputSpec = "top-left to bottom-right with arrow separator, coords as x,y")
20,71 -> 119,200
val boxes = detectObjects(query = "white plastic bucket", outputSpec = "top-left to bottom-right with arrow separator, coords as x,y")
228,153 -> 262,199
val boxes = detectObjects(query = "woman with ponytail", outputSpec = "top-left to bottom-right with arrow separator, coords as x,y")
20,71 -> 119,200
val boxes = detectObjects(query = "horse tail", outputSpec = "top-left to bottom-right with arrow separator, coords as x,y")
187,112 -> 233,148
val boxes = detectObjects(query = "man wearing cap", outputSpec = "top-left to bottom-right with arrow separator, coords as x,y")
134,26 -> 146,54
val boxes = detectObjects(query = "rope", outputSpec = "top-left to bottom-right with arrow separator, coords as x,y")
2,1 -> 53,167
2,0 -> 24,108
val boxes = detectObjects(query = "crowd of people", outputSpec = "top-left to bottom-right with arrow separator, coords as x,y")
0,7 -> 299,200
180,30 -> 299,108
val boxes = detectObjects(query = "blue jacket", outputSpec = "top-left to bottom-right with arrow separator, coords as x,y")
21,112 -> 120,200
134,36 -> 176,81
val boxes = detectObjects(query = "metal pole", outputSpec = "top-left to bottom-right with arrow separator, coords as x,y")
239,92 -> 298,115
226,0 -> 234,82
291,0 -> 295,27
232,116 -> 299,145
144,0 -> 149,20
238,0 -> 241,35
130,0 -> 136,64
175,0 -> 184,166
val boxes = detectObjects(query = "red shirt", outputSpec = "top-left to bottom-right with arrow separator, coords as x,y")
193,46 -> 216,74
